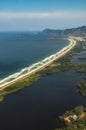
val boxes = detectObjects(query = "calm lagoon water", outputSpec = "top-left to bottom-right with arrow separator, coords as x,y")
0,71 -> 86,130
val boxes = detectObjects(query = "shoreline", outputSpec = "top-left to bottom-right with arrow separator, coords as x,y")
0,38 -> 77,90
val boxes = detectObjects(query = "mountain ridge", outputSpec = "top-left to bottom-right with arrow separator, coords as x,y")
42,26 -> 86,37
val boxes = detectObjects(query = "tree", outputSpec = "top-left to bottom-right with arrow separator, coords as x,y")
74,106 -> 84,115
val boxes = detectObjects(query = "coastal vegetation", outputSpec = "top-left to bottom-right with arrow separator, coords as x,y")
0,74 -> 41,101
55,106 -> 86,130
77,77 -> 86,96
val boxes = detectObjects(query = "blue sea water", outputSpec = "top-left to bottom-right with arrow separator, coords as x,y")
0,32 -> 69,79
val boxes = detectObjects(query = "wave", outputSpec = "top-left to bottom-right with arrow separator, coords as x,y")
0,40 -> 71,85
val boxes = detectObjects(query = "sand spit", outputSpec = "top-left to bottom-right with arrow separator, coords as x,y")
0,37 -> 78,90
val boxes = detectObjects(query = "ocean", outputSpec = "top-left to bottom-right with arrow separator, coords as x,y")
0,32 -> 69,81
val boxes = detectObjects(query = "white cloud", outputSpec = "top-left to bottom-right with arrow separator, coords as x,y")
0,12 -> 86,19
0,12 -> 49,19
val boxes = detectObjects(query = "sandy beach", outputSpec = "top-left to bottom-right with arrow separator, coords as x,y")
0,38 -> 77,90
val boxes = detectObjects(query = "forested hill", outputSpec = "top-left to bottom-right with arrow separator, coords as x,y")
42,26 -> 86,37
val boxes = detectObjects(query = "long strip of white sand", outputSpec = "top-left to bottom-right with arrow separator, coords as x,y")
0,38 -> 77,90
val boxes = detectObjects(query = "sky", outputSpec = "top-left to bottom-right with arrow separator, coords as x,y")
0,0 -> 86,31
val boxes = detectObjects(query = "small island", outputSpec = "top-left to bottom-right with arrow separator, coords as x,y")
55,106 -> 86,130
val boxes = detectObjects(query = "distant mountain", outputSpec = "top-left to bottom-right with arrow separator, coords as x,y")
42,26 -> 86,37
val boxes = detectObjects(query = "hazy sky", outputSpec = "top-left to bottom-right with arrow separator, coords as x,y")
0,0 -> 86,31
